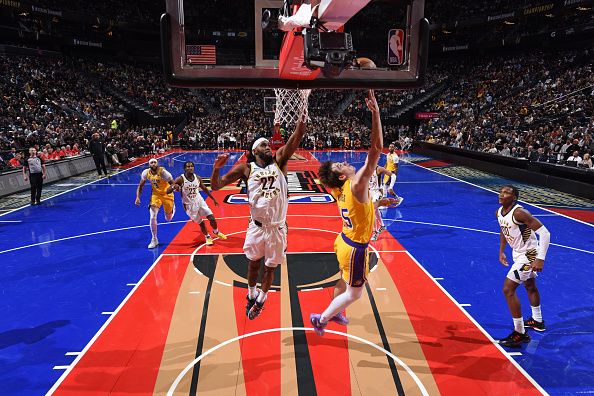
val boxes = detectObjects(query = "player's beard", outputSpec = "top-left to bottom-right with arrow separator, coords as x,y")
259,151 -> 273,165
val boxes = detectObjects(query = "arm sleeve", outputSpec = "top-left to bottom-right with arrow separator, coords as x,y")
161,169 -> 174,182
140,169 -> 148,181
534,225 -> 551,260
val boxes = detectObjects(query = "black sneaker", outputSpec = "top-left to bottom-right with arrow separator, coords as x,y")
248,301 -> 264,320
245,289 -> 260,317
524,317 -> 546,332
245,295 -> 256,317
499,330 -> 531,348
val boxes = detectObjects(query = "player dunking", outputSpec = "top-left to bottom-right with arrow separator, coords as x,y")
135,158 -> 176,249
210,108 -> 307,320
497,186 -> 550,347
166,161 -> 227,245
311,91 -> 396,335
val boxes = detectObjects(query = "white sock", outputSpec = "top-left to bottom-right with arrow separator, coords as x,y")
149,208 -> 158,239
213,228 -> 219,234
513,317 -> 525,334
531,305 -> 542,322
320,286 -> 363,324
248,286 -> 257,299
256,290 -> 268,304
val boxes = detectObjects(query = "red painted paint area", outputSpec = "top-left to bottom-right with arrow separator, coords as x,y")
379,238 -> 541,395
545,207 -> 594,223
233,286 -> 281,396
370,233 -> 405,251
416,160 -> 451,168
298,288 -> 352,395
52,227 -> 195,395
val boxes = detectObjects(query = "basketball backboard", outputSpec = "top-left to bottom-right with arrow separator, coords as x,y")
161,0 -> 428,89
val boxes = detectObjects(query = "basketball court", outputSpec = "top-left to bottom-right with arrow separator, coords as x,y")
2,1 -> 593,395
1,150 -> 593,395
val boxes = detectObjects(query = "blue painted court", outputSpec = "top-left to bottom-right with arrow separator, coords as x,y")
1,151 -> 592,395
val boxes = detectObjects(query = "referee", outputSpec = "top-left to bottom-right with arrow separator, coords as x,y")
22,147 -> 46,206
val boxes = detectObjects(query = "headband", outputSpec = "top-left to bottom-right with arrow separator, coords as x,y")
148,158 -> 158,164
251,137 -> 269,152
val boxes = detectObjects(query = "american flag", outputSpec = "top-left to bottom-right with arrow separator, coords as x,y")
186,45 -> 216,65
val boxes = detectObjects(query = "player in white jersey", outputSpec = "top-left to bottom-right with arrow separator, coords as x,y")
497,185 -> 551,347
369,166 -> 400,241
166,161 -> 227,246
211,115 -> 307,320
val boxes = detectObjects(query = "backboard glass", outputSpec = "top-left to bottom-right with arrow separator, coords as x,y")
161,0 -> 428,89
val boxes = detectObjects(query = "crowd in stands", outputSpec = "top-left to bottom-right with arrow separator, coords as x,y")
0,56 -> 174,172
2,46 -> 592,173
417,49 -> 594,169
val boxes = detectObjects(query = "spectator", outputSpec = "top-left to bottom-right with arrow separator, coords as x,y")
105,144 -> 122,166
8,152 -> 23,168
580,153 -> 593,169
566,151 -> 582,166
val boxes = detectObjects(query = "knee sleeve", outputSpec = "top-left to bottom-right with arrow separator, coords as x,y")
149,207 -> 159,224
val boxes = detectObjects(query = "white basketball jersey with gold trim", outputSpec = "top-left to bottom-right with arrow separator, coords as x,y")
247,161 -> 288,224
497,204 -> 538,253
181,174 -> 204,206
369,167 -> 381,193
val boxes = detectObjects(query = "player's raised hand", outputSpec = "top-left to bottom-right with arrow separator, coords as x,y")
213,153 -> 229,169
499,252 -> 509,267
365,90 -> 379,114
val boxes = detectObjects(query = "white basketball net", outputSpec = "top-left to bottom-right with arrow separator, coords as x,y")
273,88 -> 311,128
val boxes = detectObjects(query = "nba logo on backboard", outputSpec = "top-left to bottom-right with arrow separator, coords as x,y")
388,29 -> 404,65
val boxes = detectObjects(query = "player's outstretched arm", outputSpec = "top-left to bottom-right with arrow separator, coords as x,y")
210,153 -> 249,190
198,176 -> 218,206
352,90 -> 383,201
276,120 -> 306,170
166,176 -> 183,194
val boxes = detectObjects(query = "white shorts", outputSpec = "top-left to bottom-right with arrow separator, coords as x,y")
507,250 -> 538,284
243,220 -> 287,267
371,190 -> 383,203
184,200 -> 213,224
